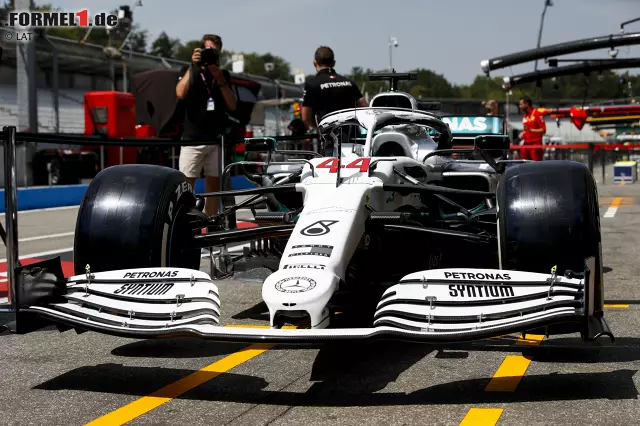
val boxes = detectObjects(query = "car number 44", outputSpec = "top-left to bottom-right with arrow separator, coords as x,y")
317,158 -> 371,173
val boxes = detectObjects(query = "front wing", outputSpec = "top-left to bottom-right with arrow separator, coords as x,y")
7,257 -> 613,344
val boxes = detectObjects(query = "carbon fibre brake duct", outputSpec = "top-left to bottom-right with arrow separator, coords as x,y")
480,32 -> 640,74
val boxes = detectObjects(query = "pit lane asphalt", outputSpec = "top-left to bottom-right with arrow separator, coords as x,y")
1,165 -> 639,426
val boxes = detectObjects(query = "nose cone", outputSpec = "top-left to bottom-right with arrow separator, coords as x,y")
262,269 -> 339,329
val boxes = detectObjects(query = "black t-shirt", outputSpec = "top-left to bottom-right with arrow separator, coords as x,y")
302,68 -> 364,123
178,65 -> 232,140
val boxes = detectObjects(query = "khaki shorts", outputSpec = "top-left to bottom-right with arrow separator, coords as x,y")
179,145 -> 220,178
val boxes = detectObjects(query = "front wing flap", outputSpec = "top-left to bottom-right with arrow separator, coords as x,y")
13,257 -> 613,343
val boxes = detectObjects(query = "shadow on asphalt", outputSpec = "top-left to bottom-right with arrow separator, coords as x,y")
605,299 -> 640,305
33,362 -> 638,405
33,337 -> 640,405
111,337 -> 246,359
422,337 -> 640,364
308,341 -> 433,393
99,331 -> 640,364
36,340 -> 434,400
231,301 -> 270,321
523,337 -> 640,363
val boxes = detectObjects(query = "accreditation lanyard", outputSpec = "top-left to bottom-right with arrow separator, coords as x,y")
199,72 -> 215,111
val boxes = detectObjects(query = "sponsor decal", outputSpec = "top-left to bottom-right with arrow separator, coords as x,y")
448,284 -> 515,298
114,282 -> 175,296
301,220 -> 338,236
176,181 -> 193,200
275,277 -> 317,293
320,81 -> 352,90
317,158 -> 371,173
443,271 -> 511,281
441,116 -> 502,134
168,181 -> 193,221
301,207 -> 356,216
123,270 -> 179,279
283,264 -> 326,270
288,244 -> 333,258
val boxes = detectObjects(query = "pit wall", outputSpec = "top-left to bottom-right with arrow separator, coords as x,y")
0,176 -> 255,213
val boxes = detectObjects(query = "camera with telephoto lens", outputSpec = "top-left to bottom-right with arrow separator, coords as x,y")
198,47 -> 219,67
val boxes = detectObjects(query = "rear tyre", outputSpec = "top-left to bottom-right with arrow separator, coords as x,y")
497,160 -> 603,316
74,165 -> 201,275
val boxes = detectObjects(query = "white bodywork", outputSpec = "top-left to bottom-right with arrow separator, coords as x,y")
28,265 -> 588,340
261,108 -> 448,328
23,106 -> 597,343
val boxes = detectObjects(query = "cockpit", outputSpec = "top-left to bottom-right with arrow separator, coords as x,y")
318,90 -> 446,161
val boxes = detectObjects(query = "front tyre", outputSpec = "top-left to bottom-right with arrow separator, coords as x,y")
497,160 -> 603,317
74,165 -> 201,275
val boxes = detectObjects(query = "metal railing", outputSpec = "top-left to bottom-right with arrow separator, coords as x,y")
508,142 -> 640,184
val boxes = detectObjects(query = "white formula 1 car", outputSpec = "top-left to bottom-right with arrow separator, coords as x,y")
9,73 -> 613,344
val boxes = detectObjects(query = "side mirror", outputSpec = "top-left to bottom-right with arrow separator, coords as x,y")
474,135 -> 510,152
244,137 -> 276,152
475,135 -> 510,159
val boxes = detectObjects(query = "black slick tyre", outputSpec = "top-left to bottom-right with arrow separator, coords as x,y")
497,160 -> 604,316
74,165 -> 201,275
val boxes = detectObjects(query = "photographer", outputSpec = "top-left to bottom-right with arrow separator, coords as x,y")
176,34 -> 237,218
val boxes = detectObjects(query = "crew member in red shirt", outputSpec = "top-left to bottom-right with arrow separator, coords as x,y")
518,96 -> 546,161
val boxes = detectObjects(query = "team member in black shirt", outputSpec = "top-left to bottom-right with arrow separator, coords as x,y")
176,34 -> 237,217
302,46 -> 367,135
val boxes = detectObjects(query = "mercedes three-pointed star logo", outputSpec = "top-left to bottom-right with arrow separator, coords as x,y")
275,277 -> 317,293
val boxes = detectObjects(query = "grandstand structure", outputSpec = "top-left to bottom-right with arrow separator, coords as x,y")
0,30 -> 306,187
0,31 -> 304,134
0,31 -> 187,134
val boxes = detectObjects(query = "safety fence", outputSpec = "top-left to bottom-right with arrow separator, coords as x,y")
0,131 -> 319,189
507,142 -> 640,184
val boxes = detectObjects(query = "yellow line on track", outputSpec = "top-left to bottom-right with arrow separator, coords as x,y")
484,334 -> 544,392
458,334 -> 544,425
604,304 -> 630,309
514,334 -> 544,347
459,408 -> 504,426
85,324 -> 297,426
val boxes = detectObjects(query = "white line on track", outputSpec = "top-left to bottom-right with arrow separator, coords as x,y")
0,247 -> 74,264
604,197 -> 623,218
0,205 -> 78,216
604,208 -> 618,218
18,232 -> 75,242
